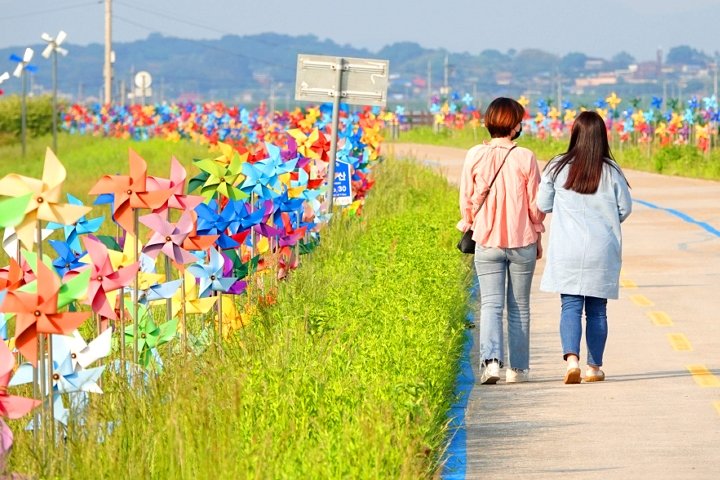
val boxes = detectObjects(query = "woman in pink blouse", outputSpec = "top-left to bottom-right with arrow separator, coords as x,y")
458,97 -> 546,384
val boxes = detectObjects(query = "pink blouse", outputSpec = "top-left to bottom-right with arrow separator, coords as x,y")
457,137 -> 545,248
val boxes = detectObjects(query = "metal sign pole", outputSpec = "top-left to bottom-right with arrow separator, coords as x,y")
326,58 -> 344,213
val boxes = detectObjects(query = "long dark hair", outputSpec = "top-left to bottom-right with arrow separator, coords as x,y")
546,111 -> 623,194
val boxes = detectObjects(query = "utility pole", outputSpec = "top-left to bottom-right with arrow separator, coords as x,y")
103,0 -> 112,104
556,72 -> 562,112
713,62 -> 718,99
426,59 -> 432,108
443,54 -> 449,95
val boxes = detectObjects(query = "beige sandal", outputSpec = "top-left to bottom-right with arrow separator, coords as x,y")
584,369 -> 605,382
564,367 -> 581,384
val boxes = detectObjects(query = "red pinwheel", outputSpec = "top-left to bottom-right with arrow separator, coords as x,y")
140,212 -> 198,265
89,149 -> 173,234
0,260 -> 89,365
83,236 -> 139,320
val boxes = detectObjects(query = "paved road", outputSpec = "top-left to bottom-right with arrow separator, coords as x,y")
388,143 -> 720,480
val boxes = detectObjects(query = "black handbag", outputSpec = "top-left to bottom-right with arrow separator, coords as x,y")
457,146 -> 515,254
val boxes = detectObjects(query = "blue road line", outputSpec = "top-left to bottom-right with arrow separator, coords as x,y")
634,199 -> 720,238
442,284 -> 477,480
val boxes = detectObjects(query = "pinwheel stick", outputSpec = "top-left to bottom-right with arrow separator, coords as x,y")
119,295 -> 126,371
133,210 -> 140,364
164,256 -> 172,324
181,275 -> 187,350
216,292 -> 223,344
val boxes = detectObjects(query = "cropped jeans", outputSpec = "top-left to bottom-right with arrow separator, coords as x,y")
560,294 -> 608,367
474,243 -> 537,370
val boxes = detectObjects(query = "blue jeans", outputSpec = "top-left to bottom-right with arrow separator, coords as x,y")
474,244 -> 537,370
560,294 -> 608,366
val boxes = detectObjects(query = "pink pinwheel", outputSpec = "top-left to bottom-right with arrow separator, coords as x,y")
148,157 -> 203,217
0,340 -> 40,458
83,236 -> 139,320
89,149 -> 173,234
140,212 -> 198,265
0,341 -> 40,420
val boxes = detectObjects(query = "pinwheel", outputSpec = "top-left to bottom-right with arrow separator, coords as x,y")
1,257 -> 90,365
138,279 -> 182,305
139,212 -> 198,265
53,328 -> 112,371
147,157 -> 203,216
11,351 -> 104,398
287,128 -> 328,160
0,194 -> 32,228
89,149 -> 173,234
606,92 -> 622,110
195,201 -> 239,249
187,248 -> 237,297
190,153 -> 247,201
83,236 -> 139,320
49,239 -> 87,278
171,271 -> 217,317
46,194 -> 104,253
0,341 -> 40,420
0,148 -> 91,249
0,340 -> 40,456
182,211 -> 220,251
123,304 -> 177,368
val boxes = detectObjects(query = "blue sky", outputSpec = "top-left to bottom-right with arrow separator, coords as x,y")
0,0 -> 718,60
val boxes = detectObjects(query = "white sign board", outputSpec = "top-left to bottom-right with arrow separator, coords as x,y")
295,54 -> 389,107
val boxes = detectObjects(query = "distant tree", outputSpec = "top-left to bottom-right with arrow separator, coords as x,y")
377,42 -> 430,64
610,51 -> 636,69
666,45 -> 710,66
512,49 -> 559,78
560,52 -> 587,73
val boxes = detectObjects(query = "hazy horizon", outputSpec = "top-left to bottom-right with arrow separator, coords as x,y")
0,0 -> 719,62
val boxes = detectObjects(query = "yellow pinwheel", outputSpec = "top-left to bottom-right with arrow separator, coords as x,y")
606,92 -> 622,110
0,148 -> 91,249
288,128 -> 322,160
171,271 -> 217,318
518,96 -> 530,108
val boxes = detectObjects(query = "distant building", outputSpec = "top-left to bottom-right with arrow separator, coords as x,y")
575,72 -> 617,88
495,71 -> 512,85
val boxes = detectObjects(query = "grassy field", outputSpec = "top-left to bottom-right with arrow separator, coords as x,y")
394,126 -> 720,180
3,137 -> 469,479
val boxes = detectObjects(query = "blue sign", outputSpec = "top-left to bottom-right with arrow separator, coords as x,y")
332,160 -> 352,206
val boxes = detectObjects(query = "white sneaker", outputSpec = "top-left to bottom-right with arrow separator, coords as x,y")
506,368 -> 529,383
480,361 -> 501,385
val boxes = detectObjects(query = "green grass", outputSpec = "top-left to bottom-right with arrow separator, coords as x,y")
5,150 -> 469,478
391,126 -> 720,180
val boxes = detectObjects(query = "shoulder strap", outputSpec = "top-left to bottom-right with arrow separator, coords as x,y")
487,145 -> 516,190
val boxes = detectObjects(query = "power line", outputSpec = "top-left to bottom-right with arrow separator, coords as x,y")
114,0 -> 283,48
113,14 -> 290,71
0,1 -> 101,21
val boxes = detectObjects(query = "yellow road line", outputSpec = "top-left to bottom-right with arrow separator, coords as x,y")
687,365 -> 720,387
714,401 -> 720,416
648,311 -> 673,326
667,333 -> 693,351
620,278 -> 637,288
630,294 -> 654,307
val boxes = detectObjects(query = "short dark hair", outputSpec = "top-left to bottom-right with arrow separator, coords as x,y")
484,97 -> 525,138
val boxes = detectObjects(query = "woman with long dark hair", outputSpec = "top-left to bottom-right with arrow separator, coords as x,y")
538,111 -> 632,384
458,97 -> 545,384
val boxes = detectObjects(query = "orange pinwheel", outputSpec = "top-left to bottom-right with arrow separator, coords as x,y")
0,148 -> 91,249
0,259 -> 89,366
89,149 -> 173,234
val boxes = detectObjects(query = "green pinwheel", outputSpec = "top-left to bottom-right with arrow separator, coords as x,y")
123,303 -> 177,368
190,154 -> 248,202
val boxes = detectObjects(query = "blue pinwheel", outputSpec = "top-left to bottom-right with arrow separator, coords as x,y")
195,200 -> 238,249
187,248 -> 237,298
651,96 -> 663,110
47,194 -> 104,253
138,279 -> 182,305
462,94 -> 473,106
49,239 -> 87,278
